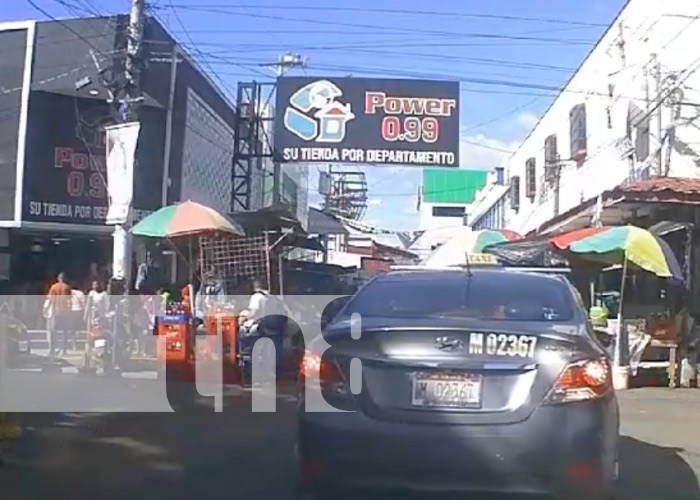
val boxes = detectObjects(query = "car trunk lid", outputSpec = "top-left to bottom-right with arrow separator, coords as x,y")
323,318 -> 587,425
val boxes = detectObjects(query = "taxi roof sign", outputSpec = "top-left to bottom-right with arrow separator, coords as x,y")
465,252 -> 500,266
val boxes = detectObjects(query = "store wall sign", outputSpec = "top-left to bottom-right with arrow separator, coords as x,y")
26,143 -> 108,222
25,139 -> 153,224
22,93 -> 163,225
275,77 -> 460,167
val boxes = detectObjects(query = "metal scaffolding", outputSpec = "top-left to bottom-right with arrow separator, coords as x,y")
199,234 -> 272,293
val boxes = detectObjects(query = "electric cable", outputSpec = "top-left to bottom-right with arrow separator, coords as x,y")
169,4 -> 608,28
167,6 -> 599,45
164,0 -> 241,101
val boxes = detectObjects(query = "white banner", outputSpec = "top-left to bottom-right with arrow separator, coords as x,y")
105,122 -> 140,225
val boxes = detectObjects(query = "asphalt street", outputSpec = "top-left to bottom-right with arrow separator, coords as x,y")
1,380 -> 699,500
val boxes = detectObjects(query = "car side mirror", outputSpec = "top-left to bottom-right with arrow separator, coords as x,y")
593,328 -> 613,348
321,296 -> 351,330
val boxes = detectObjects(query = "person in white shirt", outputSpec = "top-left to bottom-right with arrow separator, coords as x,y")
239,278 -> 269,331
68,286 -> 86,353
83,281 -> 107,369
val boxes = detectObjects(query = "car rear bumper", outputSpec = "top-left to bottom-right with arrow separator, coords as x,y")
297,395 -> 618,499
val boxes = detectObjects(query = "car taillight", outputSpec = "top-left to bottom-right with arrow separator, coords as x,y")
545,358 -> 611,404
300,350 -> 348,396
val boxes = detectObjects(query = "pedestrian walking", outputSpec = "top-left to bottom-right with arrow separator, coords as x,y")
44,272 -> 71,365
69,285 -> 86,352
83,281 -> 107,369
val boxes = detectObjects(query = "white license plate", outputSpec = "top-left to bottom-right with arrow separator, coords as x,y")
94,339 -> 106,348
412,373 -> 482,408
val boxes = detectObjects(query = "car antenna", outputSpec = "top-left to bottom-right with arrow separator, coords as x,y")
464,251 -> 473,277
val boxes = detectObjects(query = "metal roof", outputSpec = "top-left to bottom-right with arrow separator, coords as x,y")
537,177 -> 700,235
307,207 -> 348,235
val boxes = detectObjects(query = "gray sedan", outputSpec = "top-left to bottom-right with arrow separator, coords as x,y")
296,268 -> 619,499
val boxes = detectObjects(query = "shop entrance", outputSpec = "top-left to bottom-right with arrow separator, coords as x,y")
10,232 -> 112,294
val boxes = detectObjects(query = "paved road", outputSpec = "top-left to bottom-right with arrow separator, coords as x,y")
1,382 -> 699,500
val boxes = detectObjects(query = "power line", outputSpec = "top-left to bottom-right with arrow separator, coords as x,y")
462,140 -> 515,154
0,48 -> 123,104
193,43 -> 577,74
51,0 -> 103,17
462,98 -> 543,132
169,4 -> 608,28
168,6 -> 599,45
23,0 -> 114,60
203,57 -> 646,102
162,1 -> 241,101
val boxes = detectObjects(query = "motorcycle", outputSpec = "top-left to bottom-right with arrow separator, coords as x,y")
82,311 -> 132,375
83,316 -> 112,374
238,316 -> 287,386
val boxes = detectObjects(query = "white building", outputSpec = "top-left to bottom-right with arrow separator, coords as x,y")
418,168 -> 488,230
502,0 -> 700,235
468,167 -> 511,231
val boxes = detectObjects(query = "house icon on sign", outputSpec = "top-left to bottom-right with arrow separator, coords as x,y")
314,102 -> 355,143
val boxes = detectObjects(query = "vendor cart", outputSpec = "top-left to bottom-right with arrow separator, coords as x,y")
155,309 -> 191,367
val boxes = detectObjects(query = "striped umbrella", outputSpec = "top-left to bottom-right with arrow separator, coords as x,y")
552,225 -> 682,280
131,201 -> 245,238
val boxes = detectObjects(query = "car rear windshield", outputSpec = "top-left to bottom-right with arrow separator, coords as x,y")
341,272 -> 576,322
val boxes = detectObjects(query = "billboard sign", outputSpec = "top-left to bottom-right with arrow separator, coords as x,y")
275,77 -> 460,167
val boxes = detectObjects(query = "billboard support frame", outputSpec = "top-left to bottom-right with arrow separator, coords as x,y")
231,81 -> 276,212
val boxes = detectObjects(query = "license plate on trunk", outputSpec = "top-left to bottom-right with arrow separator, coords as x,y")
411,372 -> 482,408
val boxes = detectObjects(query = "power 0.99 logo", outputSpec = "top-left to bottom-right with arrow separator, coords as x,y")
283,80 -> 355,143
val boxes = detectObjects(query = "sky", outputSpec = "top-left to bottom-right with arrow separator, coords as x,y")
5,0 -> 628,231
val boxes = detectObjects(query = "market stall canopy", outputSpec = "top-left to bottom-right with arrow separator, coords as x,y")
559,225 -> 683,281
131,201 -> 245,238
228,205 -> 302,235
422,229 -> 522,266
228,205 -> 325,251
307,207 -> 349,236
648,220 -> 693,237
484,238 -> 569,267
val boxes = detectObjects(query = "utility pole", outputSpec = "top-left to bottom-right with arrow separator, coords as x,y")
653,54 -> 664,176
107,0 -> 145,289
553,159 -> 561,217
270,53 -> 306,205
125,0 -> 145,120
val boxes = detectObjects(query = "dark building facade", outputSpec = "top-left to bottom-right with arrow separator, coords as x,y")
0,16 -> 238,291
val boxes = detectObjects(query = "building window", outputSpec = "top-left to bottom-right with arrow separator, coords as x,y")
510,175 -> 520,212
432,206 -> 465,218
525,157 -> 536,200
569,103 -> 587,163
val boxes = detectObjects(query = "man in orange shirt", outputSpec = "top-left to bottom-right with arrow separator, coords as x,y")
46,272 -> 72,363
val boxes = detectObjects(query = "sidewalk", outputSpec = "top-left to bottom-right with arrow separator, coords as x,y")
617,388 -> 700,500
